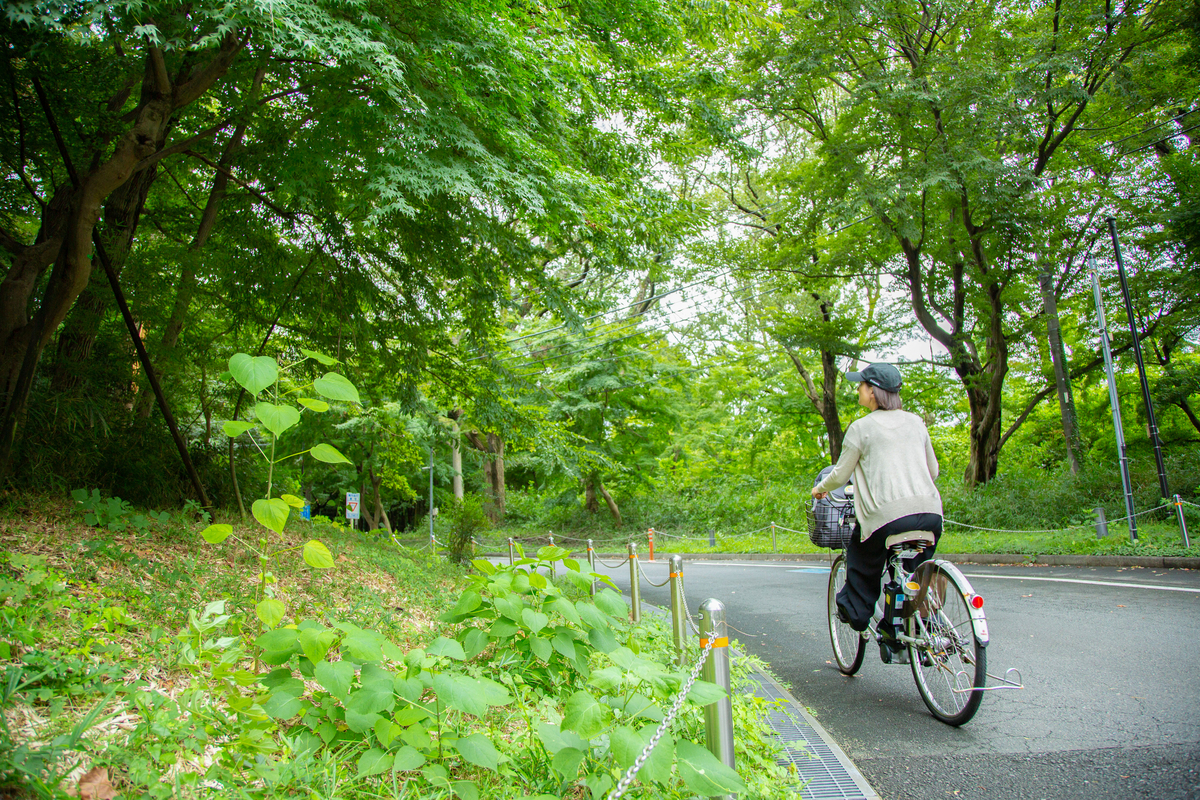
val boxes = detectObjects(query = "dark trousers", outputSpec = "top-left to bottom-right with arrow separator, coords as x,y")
836,513 -> 943,632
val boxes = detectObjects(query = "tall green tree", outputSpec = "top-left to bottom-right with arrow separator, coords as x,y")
737,0 -> 1193,484
0,0 -> 709,487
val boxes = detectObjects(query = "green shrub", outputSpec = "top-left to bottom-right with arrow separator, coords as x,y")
443,495 -> 493,563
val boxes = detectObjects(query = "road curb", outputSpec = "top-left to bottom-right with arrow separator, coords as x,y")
637,601 -> 881,800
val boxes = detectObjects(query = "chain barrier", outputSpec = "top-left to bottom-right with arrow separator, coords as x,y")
474,502 -> 1197,556
607,636 -> 715,800
943,518 -> 1095,534
679,574 -> 701,636
640,570 -> 672,588
944,503 -> 1173,535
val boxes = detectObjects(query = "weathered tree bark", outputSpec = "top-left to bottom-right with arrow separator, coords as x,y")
597,479 -> 623,527
464,430 -> 505,522
0,36 -> 244,478
899,225 -> 1007,487
448,418 -> 464,500
1039,270 -> 1082,473
365,468 -> 392,534
583,475 -> 599,513
52,143 -> 165,394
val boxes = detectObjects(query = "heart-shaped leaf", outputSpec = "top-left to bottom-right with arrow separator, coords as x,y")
253,402 -> 301,436
256,599 -> 286,628
427,636 -> 466,661
314,659 -> 354,701
528,635 -> 552,663
297,397 -> 330,412
281,494 -> 306,508
298,626 -> 337,663
594,589 -> 627,618
454,733 -> 501,772
301,348 -> 339,365
685,679 -> 727,706
302,540 -> 334,569
393,745 -> 426,771
200,523 -> 232,544
252,498 -> 289,533
222,420 -> 255,437
358,748 -> 391,778
229,353 -> 278,395
551,747 -> 586,780
676,740 -> 746,795
521,608 -> 549,634
313,372 -> 361,404
562,690 -> 611,738
310,443 -> 351,464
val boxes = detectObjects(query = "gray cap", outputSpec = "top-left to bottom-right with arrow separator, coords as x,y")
846,362 -> 902,392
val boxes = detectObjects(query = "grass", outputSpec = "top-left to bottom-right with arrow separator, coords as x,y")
0,492 -> 805,800
486,512 -> 1198,559
0,493 -> 468,798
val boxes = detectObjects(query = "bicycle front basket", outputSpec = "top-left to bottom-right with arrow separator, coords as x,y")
805,498 -> 855,550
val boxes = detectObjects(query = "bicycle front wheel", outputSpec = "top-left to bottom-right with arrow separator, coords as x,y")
907,563 -> 986,725
828,553 -> 864,675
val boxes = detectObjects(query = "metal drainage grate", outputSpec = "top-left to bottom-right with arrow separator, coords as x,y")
744,670 -> 880,800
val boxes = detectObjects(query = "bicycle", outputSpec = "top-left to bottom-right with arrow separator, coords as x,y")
808,490 -> 1008,726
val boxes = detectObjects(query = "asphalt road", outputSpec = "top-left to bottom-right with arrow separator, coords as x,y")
596,557 -> 1200,800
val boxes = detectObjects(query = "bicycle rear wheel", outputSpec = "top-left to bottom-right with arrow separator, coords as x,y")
828,553 -> 864,675
907,563 -> 986,725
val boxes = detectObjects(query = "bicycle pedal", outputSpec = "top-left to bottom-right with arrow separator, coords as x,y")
878,641 -> 911,665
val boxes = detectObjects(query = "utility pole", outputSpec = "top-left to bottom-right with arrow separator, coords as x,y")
1089,258 -> 1138,543
1107,218 -> 1170,500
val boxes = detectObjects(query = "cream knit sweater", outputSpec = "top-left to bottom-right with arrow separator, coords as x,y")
813,409 -> 942,539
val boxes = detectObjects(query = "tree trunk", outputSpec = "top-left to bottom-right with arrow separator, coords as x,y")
450,420 -> 464,500
597,480 -> 622,527
368,468 -> 392,534
584,475 -> 600,513
52,151 -> 163,394
0,36 -> 243,478
1040,270 -> 1081,473
464,429 -> 505,522
782,345 -> 844,461
900,229 -> 1006,487
1177,398 -> 1200,434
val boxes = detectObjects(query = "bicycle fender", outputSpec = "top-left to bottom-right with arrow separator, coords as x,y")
931,559 -> 989,645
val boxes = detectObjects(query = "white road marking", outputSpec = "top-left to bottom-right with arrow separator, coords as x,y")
630,561 -> 1200,593
962,573 -> 1200,594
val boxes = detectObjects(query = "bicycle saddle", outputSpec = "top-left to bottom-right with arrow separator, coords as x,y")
885,531 -> 936,549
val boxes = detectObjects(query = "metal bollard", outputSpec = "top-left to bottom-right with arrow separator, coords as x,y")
548,533 -> 554,548
1095,507 -> 1108,539
1175,495 -> 1190,548
548,534 -> 555,579
648,527 -> 656,561
699,598 -> 735,798
587,539 -> 597,596
628,543 -> 641,623
708,529 -> 716,548
508,537 -> 515,565
771,522 -> 777,553
669,555 -> 686,665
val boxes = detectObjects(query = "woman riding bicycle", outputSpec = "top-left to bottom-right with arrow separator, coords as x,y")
810,363 -> 943,636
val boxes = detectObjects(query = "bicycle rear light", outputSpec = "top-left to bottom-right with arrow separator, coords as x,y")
969,594 -> 984,609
